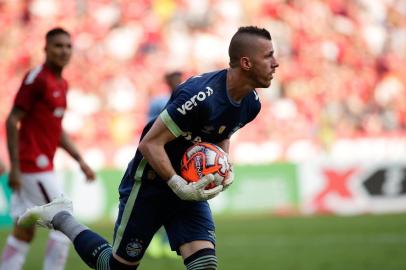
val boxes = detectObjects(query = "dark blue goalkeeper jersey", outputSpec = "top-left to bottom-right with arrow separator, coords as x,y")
131,69 -> 261,179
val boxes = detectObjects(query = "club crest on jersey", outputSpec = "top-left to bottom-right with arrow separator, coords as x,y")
177,87 -> 214,115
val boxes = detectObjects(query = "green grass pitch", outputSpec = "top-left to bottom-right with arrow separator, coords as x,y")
1,213 -> 405,270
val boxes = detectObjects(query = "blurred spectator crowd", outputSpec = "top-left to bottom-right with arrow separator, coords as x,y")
0,0 -> 405,167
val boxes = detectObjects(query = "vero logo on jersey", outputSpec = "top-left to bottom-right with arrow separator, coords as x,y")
177,87 -> 214,115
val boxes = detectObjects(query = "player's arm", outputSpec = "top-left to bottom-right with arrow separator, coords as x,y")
138,117 -> 222,201
5,107 -> 26,190
138,117 -> 177,180
59,130 -> 95,181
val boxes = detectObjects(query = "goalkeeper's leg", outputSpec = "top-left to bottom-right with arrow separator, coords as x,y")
18,198 -> 139,269
53,211 -> 140,269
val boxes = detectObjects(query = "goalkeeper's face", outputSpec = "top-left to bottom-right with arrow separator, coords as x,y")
248,37 -> 279,88
45,33 -> 72,68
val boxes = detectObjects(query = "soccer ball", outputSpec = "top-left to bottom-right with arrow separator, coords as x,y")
181,142 -> 230,189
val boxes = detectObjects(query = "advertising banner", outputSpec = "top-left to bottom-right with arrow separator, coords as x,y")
0,164 -> 300,226
2,161 -> 406,225
299,162 -> 406,215
210,163 -> 300,214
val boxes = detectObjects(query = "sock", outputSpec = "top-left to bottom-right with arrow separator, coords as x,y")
52,211 -> 88,242
43,231 -> 70,270
0,235 -> 30,270
52,211 -> 111,269
73,230 -> 111,269
184,248 -> 217,270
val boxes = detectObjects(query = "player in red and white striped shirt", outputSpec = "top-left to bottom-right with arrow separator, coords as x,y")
0,27 -> 95,270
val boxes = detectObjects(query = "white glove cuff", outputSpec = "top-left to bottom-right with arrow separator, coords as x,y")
167,174 -> 186,191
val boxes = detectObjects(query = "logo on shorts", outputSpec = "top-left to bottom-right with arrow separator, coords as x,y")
126,239 -> 143,257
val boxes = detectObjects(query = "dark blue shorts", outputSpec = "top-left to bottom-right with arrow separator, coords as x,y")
111,158 -> 215,262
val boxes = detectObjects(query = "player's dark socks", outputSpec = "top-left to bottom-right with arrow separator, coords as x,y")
52,211 -> 88,241
184,248 -> 217,270
73,229 -> 112,269
52,212 -> 110,269
52,212 -> 137,269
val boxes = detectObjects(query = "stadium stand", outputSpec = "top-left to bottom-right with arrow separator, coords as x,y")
0,0 -> 405,167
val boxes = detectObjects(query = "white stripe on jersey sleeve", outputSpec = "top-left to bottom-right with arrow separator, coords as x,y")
24,66 -> 43,85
